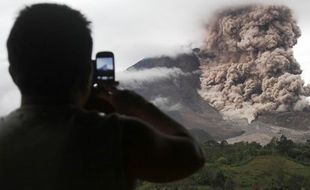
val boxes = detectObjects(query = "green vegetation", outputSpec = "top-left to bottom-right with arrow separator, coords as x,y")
136,136 -> 310,190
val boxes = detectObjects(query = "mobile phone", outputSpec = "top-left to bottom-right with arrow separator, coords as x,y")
95,51 -> 115,83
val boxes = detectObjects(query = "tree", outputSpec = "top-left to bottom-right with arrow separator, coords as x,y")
277,135 -> 294,155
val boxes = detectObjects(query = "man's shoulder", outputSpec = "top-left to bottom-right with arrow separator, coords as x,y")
0,109 -> 23,127
0,107 -> 123,130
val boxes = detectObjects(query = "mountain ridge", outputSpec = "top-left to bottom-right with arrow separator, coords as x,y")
119,53 -> 310,144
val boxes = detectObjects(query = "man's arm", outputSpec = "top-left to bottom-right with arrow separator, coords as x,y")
86,87 -> 205,182
123,117 -> 205,182
107,90 -> 193,137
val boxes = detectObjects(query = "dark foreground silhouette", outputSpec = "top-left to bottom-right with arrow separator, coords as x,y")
0,3 -> 205,190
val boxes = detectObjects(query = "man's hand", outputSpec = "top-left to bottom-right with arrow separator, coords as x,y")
85,82 -> 150,115
85,82 -> 191,136
84,82 -> 117,114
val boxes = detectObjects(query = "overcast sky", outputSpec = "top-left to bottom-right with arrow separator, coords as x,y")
0,0 -> 309,115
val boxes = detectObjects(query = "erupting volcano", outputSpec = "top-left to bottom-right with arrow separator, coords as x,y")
198,5 -> 310,122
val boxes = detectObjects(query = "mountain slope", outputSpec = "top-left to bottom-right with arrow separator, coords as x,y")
120,54 -> 244,140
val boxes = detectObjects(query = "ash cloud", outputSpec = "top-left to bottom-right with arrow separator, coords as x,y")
199,5 -> 310,122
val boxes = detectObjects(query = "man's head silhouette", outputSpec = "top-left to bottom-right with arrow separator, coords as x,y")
7,3 -> 93,104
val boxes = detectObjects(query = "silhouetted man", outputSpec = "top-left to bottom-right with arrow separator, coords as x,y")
0,3 -> 205,190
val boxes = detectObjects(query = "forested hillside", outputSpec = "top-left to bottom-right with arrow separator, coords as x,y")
137,136 -> 310,190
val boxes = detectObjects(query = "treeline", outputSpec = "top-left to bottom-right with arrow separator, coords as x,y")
203,135 -> 310,166
137,136 -> 310,190
197,136 -> 310,189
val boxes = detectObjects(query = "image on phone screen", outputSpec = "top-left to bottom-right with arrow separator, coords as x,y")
96,57 -> 114,80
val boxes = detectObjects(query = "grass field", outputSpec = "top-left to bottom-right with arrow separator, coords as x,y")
137,155 -> 310,190
223,155 -> 310,189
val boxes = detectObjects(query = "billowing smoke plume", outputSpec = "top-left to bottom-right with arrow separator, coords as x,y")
199,5 -> 310,122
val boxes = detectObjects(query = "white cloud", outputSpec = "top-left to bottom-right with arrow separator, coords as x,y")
117,67 -> 188,89
151,96 -> 182,112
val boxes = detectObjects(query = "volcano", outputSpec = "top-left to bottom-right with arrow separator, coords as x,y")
118,53 -> 310,145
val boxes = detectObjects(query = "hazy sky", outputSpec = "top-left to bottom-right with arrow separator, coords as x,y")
0,0 -> 309,115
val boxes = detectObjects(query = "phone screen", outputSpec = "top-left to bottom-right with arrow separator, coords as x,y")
96,57 -> 114,81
